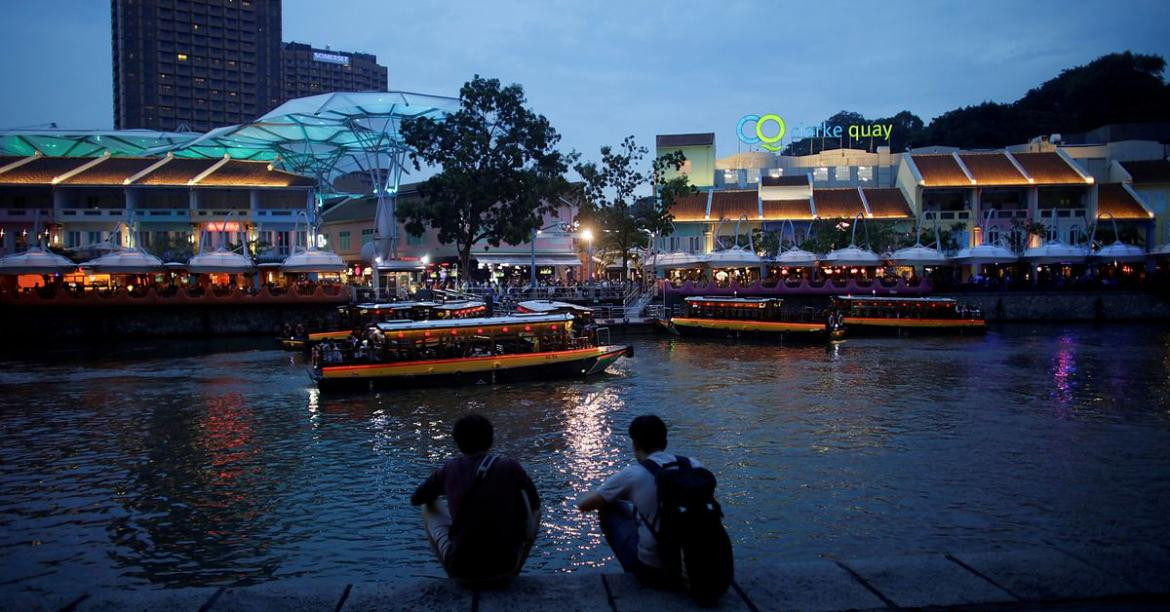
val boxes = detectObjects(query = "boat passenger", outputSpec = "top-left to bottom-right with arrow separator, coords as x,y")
411,414 -> 541,583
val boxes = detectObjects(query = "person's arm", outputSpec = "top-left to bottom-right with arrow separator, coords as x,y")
576,468 -> 630,513
410,466 -> 445,506
576,492 -> 606,512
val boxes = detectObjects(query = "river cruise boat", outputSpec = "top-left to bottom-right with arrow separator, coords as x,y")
280,299 -> 487,349
661,296 -> 843,341
830,296 -> 986,335
309,313 -> 630,390
515,299 -> 595,319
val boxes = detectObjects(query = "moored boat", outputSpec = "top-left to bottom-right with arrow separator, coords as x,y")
662,296 -> 841,341
830,296 -> 986,335
279,299 -> 488,349
309,313 -> 630,390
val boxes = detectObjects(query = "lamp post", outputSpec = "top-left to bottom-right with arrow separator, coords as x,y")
529,222 -> 570,290
581,228 -> 594,287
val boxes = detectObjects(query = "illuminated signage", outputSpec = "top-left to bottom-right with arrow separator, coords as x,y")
313,51 -> 350,66
738,113 -> 893,151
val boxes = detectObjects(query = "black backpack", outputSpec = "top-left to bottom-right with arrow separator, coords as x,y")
446,455 -> 524,580
639,456 -> 734,603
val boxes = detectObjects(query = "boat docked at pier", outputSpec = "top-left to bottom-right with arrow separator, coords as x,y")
309,313 -> 630,390
830,296 -> 986,335
660,296 -> 843,341
279,299 -> 487,349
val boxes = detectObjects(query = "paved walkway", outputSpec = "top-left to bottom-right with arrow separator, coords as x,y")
9,544 -> 1169,611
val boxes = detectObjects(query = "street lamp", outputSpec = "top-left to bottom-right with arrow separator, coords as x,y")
581,228 -> 594,286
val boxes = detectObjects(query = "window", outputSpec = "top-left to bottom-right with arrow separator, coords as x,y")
87,231 -> 101,246
177,53 -> 188,62
834,166 -> 851,182
723,169 -> 739,184
857,166 -> 873,182
768,168 -> 783,178
689,236 -> 701,252
813,167 -> 829,181
66,231 -> 81,248
406,232 -> 424,246
669,237 -> 680,251
360,228 -> 374,244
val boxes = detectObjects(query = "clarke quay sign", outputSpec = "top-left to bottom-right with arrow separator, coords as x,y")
737,114 -> 893,152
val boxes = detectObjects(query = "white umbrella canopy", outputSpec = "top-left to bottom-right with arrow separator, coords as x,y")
773,247 -> 820,267
705,247 -> 763,268
951,244 -> 1018,265
0,247 -> 77,275
280,249 -> 346,273
187,248 -> 255,274
1150,243 -> 1170,260
1092,242 -> 1146,263
1021,242 -> 1090,265
821,245 -> 882,267
653,251 -> 709,269
890,244 -> 948,266
85,249 -> 165,274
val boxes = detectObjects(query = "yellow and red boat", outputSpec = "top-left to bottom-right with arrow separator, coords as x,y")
280,299 -> 487,349
830,296 -> 987,335
663,296 -> 843,341
310,313 -> 630,390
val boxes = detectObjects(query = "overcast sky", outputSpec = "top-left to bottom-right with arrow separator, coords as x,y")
2,0 -> 1169,163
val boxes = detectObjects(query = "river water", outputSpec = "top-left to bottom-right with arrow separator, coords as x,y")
2,325 -> 1170,594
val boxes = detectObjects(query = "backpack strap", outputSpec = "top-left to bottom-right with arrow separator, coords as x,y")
475,454 -> 497,482
635,456 -> 689,541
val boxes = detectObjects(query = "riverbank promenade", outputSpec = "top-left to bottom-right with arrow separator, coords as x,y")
13,544 -> 1168,611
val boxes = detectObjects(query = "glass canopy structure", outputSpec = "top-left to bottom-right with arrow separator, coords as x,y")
147,91 -> 460,263
0,129 -> 198,158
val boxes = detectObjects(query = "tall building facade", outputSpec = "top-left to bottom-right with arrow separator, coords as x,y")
111,0 -> 283,132
280,42 -> 388,104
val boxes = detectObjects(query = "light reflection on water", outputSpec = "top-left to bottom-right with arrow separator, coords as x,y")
1,324 -> 1170,594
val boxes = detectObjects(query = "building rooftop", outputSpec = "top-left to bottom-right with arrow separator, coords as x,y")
761,199 -> 814,221
911,154 -> 971,187
656,133 -> 715,148
958,153 -> 1029,185
863,188 -> 914,218
709,190 -> 759,220
670,192 -> 710,222
0,155 -> 315,188
813,189 -> 866,218
1010,152 -> 1089,185
1120,159 -> 1170,184
1096,183 -> 1152,220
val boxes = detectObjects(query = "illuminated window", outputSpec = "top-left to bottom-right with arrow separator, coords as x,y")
177,53 -> 188,62
768,168 -> 783,178
723,169 -> 739,183
813,167 -> 829,181
857,166 -> 873,182
834,166 -> 850,182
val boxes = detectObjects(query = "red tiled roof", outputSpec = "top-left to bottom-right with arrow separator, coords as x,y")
195,161 -> 316,187
1010,153 -> 1087,185
136,158 -> 221,185
61,158 -> 156,185
958,153 -> 1028,185
1097,183 -> 1151,220
709,190 -> 759,220
761,199 -> 813,220
1120,160 -> 1170,184
911,154 -> 971,187
863,188 -> 913,218
813,189 -> 865,218
670,193 -> 709,221
0,157 -> 88,184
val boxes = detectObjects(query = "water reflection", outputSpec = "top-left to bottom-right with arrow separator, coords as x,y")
1,325 -> 1169,593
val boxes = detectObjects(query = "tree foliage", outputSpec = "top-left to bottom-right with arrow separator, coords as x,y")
574,136 -> 695,279
398,75 -> 574,279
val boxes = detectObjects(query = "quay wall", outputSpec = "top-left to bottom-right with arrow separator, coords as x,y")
0,303 -> 342,340
935,291 -> 1170,322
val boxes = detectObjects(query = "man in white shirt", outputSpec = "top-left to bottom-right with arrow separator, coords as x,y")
576,415 -> 701,582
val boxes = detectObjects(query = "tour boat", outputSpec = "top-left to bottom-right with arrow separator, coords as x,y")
830,296 -> 986,335
309,313 -> 631,390
662,296 -> 843,341
279,299 -> 488,349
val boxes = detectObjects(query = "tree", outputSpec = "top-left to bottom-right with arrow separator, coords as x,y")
574,136 -> 695,280
398,75 -> 574,281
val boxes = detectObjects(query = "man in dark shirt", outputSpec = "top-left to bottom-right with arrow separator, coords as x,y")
411,414 -> 540,582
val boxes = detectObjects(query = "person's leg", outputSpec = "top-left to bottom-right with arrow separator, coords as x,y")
599,501 -> 642,574
422,499 -> 453,572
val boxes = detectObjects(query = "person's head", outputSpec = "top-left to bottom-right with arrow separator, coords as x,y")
628,415 -> 667,454
453,414 -> 493,455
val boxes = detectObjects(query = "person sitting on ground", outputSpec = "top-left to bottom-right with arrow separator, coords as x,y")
576,415 -> 733,602
411,414 -> 541,583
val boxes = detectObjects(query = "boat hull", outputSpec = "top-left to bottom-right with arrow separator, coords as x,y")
668,317 -> 831,341
312,345 -> 631,390
841,317 -> 988,335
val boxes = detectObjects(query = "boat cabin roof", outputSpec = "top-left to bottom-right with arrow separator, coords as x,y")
374,313 -> 573,332
685,296 -> 782,305
432,300 -> 487,311
833,296 -> 958,305
352,301 -> 437,310
516,300 -> 593,314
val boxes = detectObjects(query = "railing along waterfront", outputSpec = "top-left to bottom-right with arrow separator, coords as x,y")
0,284 -> 350,307
663,276 -> 933,297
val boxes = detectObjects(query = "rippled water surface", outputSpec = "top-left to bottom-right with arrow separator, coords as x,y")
2,325 -> 1170,594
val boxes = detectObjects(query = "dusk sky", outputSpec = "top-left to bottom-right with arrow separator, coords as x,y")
2,0 -> 1169,164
